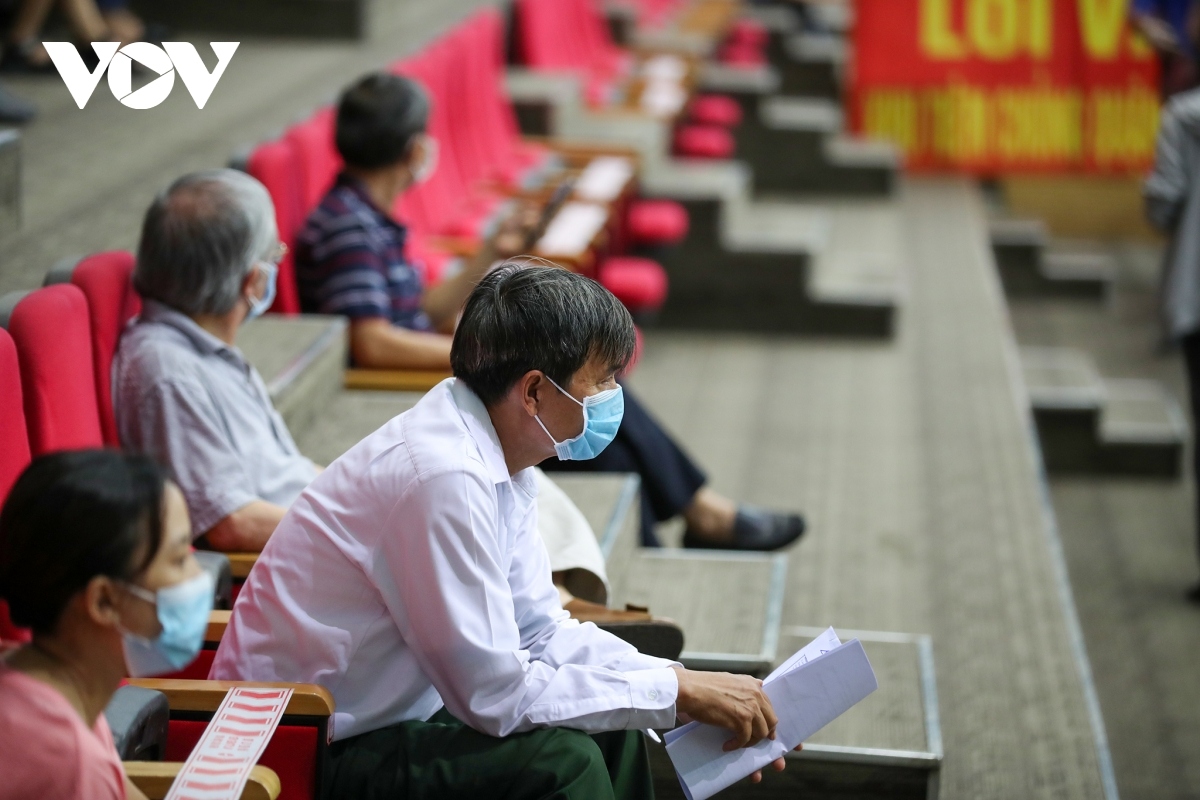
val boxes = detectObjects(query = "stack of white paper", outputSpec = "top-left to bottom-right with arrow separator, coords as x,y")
642,54 -> 687,81
575,157 -> 634,203
664,628 -> 878,800
535,202 -> 608,257
640,81 -> 686,117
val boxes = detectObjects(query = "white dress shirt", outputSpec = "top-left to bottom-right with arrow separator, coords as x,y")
210,378 -> 679,741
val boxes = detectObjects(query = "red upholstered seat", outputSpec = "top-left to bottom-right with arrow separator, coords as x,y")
719,42 -> 768,67
66,251 -> 141,446
0,328 -> 30,501
626,199 -> 689,246
689,94 -> 743,128
246,139 -> 304,314
6,285 -> 104,456
0,328 -> 32,646
673,124 -> 736,159
285,108 -> 342,213
728,18 -> 769,47
166,719 -> 320,800
598,256 -> 668,312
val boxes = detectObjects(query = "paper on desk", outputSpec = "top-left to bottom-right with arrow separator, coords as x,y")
535,202 -> 608,256
575,156 -> 634,202
664,628 -> 877,800
642,54 -> 687,81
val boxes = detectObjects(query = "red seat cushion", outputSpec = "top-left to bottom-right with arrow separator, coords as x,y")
167,721 -> 319,800
689,94 -> 743,128
719,42 -> 768,67
599,256 -> 668,312
7,285 -> 104,455
626,199 -> 689,246
0,328 -> 30,500
673,124 -> 736,160
69,251 -> 141,446
728,18 -> 769,47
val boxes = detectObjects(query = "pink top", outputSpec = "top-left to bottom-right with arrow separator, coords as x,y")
0,663 -> 126,800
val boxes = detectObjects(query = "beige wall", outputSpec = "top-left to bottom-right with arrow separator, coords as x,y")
1000,176 -> 1163,241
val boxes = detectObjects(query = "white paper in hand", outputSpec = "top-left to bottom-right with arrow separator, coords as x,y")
664,628 -> 877,800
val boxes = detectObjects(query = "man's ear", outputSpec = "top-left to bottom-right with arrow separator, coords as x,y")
239,265 -> 260,300
518,370 -> 545,417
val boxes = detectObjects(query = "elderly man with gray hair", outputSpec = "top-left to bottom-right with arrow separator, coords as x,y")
113,168 -> 316,553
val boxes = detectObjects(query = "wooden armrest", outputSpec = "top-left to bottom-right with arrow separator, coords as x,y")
206,609 -> 231,644
125,762 -> 281,800
344,368 -> 451,392
126,678 -> 335,717
223,552 -> 258,580
526,136 -> 642,167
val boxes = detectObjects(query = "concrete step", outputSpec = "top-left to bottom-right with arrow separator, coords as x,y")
553,473 -> 789,675
644,161 -> 898,337
235,313 -> 347,437
1020,347 -> 1185,477
988,219 -> 1114,299
778,32 -> 845,99
0,129 -> 19,239
648,627 -> 942,800
291,390 -> 422,465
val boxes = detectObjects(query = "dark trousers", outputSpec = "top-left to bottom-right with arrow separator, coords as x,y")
322,708 -> 655,800
541,387 -> 707,547
1181,332 -> 1200,563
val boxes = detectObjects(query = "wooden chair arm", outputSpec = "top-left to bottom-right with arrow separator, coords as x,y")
343,368 -> 451,392
223,552 -> 258,580
126,679 -> 335,717
206,609 -> 230,644
526,136 -> 642,167
124,762 -> 281,800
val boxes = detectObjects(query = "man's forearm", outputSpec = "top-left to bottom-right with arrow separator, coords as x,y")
203,500 -> 287,552
349,318 -> 453,370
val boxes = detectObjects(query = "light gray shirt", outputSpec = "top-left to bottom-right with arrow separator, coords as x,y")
112,300 -> 319,537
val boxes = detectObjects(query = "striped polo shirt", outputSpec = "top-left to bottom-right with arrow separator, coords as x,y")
295,173 -> 433,332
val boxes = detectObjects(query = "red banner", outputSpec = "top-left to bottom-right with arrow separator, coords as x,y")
850,0 -> 1161,173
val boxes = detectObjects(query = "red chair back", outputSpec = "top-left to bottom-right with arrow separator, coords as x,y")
285,108 -> 342,214
6,285 -> 104,456
66,251 -> 142,447
245,139 -> 304,314
0,327 -> 32,645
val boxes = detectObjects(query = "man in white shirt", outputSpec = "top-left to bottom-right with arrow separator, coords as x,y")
212,264 -> 787,798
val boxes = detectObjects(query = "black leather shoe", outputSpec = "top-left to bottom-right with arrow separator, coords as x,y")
682,507 -> 806,552
1186,582 -> 1200,605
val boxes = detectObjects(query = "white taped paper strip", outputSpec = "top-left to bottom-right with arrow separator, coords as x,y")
536,202 -> 608,257
641,80 -> 686,118
164,687 -> 293,800
575,156 -> 635,203
642,54 -> 687,81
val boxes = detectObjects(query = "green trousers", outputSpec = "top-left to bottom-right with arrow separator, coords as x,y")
321,708 -> 655,800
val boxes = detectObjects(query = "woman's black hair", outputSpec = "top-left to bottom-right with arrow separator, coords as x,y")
0,450 -> 168,635
335,72 -> 431,170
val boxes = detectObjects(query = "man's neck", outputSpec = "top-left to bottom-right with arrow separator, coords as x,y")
343,166 -> 411,216
487,401 -> 554,477
192,311 -> 242,346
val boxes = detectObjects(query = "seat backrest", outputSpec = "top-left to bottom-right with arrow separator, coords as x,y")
0,328 -> 30,501
515,0 -> 589,72
245,139 -> 303,315
0,327 -> 32,644
66,251 -> 142,447
5,285 -> 104,456
285,107 -> 342,215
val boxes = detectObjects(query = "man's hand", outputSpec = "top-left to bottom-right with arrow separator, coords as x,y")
672,667 -> 778,751
747,744 -> 804,784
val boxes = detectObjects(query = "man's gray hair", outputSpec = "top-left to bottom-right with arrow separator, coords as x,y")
134,169 -> 279,316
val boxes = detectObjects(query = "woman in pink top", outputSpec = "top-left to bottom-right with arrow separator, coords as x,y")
0,450 -> 212,800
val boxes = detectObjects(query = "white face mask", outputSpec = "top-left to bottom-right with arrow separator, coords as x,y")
412,135 -> 438,183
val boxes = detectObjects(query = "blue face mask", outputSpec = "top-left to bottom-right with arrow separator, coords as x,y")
245,261 -> 278,321
535,376 -> 624,461
119,570 -> 215,677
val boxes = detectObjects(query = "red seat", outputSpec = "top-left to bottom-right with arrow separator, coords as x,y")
285,108 -> 342,213
728,18 -> 770,48
674,124 -> 736,160
0,327 -> 32,646
719,42 -> 768,68
626,199 -> 689,246
598,256 -> 668,313
689,94 -> 743,128
5,285 -> 104,456
62,251 -> 141,447
245,139 -> 305,314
